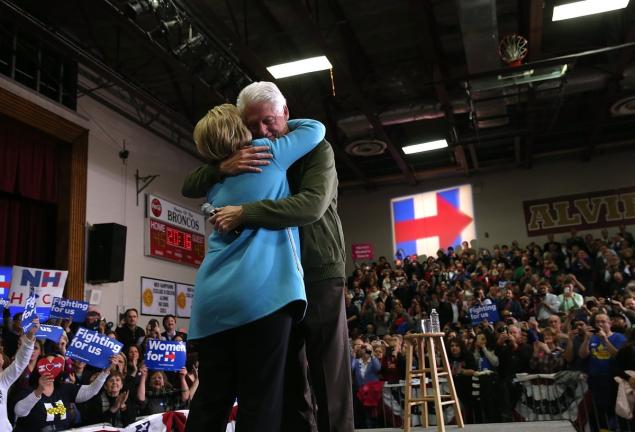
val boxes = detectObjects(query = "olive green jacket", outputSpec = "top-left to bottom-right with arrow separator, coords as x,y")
181,140 -> 346,283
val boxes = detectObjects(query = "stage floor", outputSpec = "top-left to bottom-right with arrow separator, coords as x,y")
358,420 -> 575,432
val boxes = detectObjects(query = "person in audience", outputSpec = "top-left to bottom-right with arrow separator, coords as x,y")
388,299 -> 413,334
79,370 -> 136,427
13,355 -> 117,431
448,337 -> 476,423
4,313 -> 23,359
529,328 -> 565,373
351,341 -> 381,429
496,287 -> 523,320
161,314 -> 187,341
533,282 -> 561,326
471,331 -> 500,423
136,365 -> 191,416
0,318 -> 38,430
558,278 -> 584,313
184,100 -> 325,432
579,312 -> 627,431
496,324 -> 532,421
115,308 -> 145,350
613,331 -> 635,427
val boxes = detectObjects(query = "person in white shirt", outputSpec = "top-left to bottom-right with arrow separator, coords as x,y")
534,282 -> 561,325
0,318 -> 39,431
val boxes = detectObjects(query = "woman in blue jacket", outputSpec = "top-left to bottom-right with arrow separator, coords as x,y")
186,103 -> 325,432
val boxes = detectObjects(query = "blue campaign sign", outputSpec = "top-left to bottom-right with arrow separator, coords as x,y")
0,298 -> 8,325
10,306 -> 51,324
21,292 -> 38,333
66,327 -> 123,369
144,339 -> 186,372
49,297 -> 89,322
36,324 -> 64,343
469,304 -> 501,326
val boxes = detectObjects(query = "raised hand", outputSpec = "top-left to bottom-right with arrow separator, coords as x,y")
27,318 -> 40,340
36,373 -> 54,396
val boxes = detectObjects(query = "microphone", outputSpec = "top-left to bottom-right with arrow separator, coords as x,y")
201,203 -> 217,217
201,202 -> 242,235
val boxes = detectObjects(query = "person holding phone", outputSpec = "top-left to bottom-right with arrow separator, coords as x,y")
579,313 -> 627,430
558,280 -> 584,313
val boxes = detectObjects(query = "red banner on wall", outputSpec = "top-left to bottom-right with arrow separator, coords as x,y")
352,243 -> 374,261
523,186 -> 635,236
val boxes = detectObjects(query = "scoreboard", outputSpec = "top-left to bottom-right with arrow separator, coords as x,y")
145,194 -> 206,267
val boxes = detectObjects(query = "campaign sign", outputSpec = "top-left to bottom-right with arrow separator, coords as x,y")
0,298 -> 8,325
144,339 -> 186,372
9,266 -> 67,322
49,297 -> 89,322
66,327 -> 123,369
469,304 -> 500,326
36,325 -> 64,343
21,292 -> 38,333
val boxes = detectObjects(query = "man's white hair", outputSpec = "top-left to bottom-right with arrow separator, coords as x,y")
236,81 -> 287,115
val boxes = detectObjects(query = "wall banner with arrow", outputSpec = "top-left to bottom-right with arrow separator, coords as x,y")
391,185 -> 476,257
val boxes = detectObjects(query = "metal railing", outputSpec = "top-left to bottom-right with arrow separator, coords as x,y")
354,373 -> 635,431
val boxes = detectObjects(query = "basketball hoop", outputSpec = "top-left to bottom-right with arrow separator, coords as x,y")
498,34 -> 528,67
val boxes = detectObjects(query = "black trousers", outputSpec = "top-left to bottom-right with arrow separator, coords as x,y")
185,306 -> 293,432
282,277 -> 354,432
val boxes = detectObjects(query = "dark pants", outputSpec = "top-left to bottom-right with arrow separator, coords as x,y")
185,306 -> 293,432
282,277 -> 354,432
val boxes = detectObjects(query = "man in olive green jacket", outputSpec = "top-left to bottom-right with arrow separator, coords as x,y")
182,81 -> 353,432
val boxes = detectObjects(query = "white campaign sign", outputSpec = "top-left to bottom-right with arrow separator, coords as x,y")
141,277 -> 176,316
176,283 -> 194,318
8,266 -> 67,308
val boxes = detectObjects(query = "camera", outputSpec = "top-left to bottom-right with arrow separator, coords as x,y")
365,349 -> 372,355
498,326 -> 508,333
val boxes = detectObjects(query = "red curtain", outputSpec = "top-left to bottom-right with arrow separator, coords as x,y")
0,116 -> 58,202
0,115 -> 59,267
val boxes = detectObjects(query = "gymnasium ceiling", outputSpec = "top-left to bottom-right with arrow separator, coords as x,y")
1,0 -> 635,189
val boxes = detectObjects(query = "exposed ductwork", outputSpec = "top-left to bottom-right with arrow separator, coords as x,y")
336,66 -> 621,139
337,98 -> 470,138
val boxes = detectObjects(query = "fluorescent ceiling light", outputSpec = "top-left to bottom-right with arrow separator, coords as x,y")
552,0 -> 629,21
267,56 -> 332,79
402,140 -> 448,155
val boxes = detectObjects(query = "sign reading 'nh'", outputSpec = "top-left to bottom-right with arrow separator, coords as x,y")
523,186 -> 635,236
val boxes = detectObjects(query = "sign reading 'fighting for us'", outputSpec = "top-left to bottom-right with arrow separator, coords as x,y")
523,186 -> 635,236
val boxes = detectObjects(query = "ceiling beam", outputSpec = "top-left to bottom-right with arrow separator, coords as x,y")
523,85 -> 536,168
0,0 -> 196,131
174,0 -> 274,82
410,0 -> 458,141
526,0 -> 544,61
468,143 -> 480,171
322,98 -> 374,188
288,1 -> 417,185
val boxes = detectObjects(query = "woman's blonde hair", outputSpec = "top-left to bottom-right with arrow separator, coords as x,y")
193,104 -> 252,161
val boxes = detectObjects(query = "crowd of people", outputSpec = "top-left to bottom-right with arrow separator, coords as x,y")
1,232 -> 633,431
347,226 -> 635,430
0,308 -> 198,430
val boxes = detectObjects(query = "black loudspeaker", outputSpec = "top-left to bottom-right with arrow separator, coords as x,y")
86,223 -> 127,283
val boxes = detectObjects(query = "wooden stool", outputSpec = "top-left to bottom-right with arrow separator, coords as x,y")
403,333 -> 464,432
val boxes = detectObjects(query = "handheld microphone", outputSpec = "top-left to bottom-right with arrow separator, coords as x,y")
201,203 -> 217,217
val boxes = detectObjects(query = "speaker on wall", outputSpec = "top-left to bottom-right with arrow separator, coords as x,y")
86,223 -> 127,284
